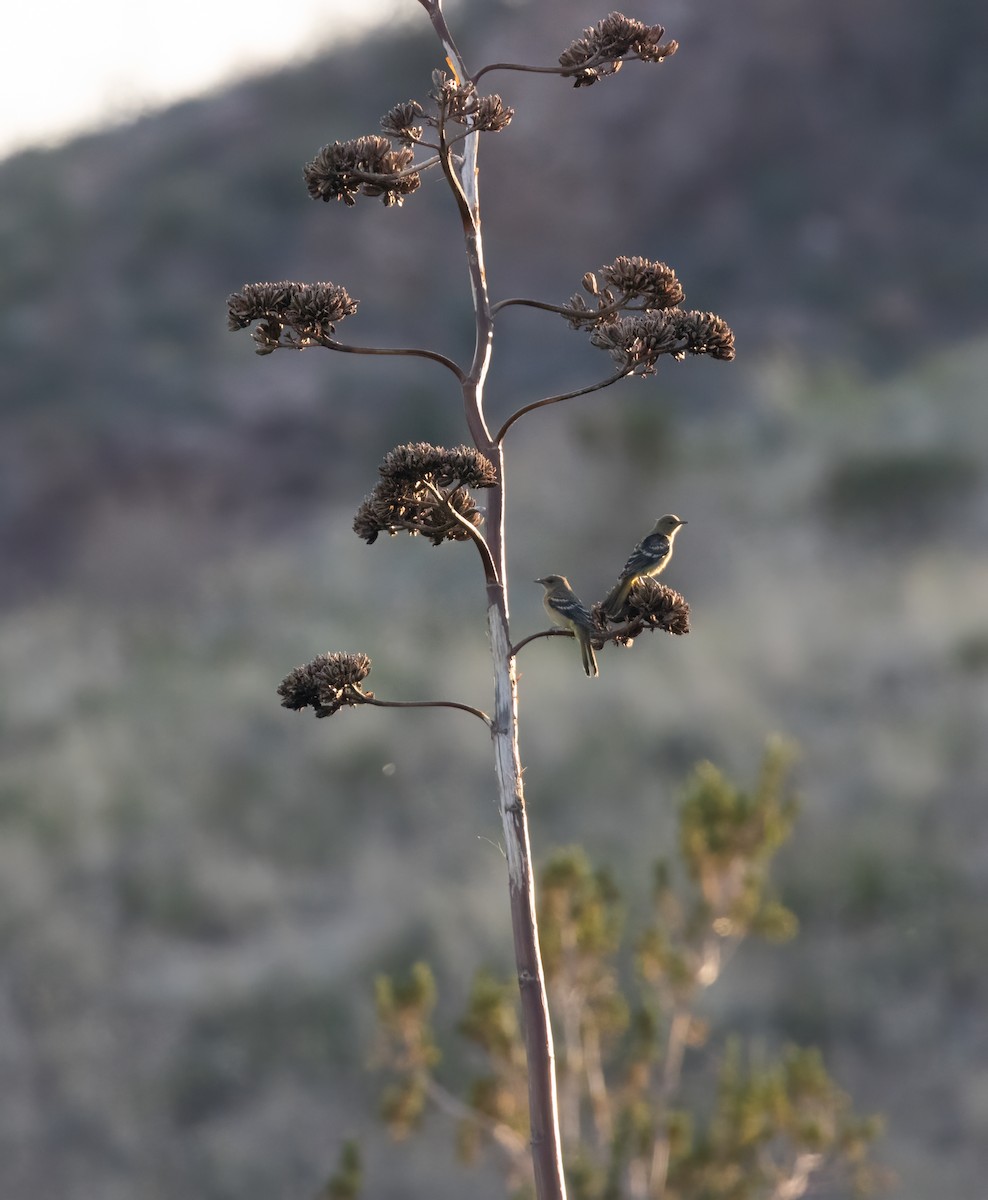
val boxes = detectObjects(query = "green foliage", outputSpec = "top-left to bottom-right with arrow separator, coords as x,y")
319,1139 -> 362,1200
680,742 -> 797,866
373,747 -> 883,1198
374,962 -> 440,1139
458,970 -> 524,1061
678,739 -> 799,941
540,848 -> 624,976
379,1076 -> 429,1141
457,972 -> 531,1169
375,961 -> 440,1070
670,1041 -> 885,1199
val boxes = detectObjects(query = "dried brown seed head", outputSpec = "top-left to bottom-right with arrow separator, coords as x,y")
227,281 -> 358,353
278,652 -> 373,718
303,136 -> 421,207
380,100 -> 426,144
559,13 -> 677,86
378,443 -> 497,490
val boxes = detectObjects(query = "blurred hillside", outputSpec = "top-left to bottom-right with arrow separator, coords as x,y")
1,0 -> 987,1198
3,0 -> 987,602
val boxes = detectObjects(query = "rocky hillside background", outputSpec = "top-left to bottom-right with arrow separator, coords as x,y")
1,0 -> 986,1197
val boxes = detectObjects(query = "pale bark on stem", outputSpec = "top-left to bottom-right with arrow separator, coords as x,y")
489,612 -> 566,1200
416,4 -> 568,1197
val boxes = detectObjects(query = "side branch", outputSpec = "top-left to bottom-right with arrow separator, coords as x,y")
473,16 -> 678,87
514,597 -> 690,661
492,297 -> 578,318
422,480 -> 500,583
495,369 -> 632,443
346,156 -> 441,181
472,46 -> 672,87
492,296 -> 631,322
510,629 -> 573,658
278,653 -> 492,726
472,62 -> 573,84
360,696 -> 492,728
318,336 -> 465,382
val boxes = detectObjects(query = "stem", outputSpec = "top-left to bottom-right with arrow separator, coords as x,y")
488,613 -> 566,1200
421,480 -> 499,582
418,5 -> 567,1196
317,335 -> 465,382
473,62 -> 572,84
348,155 -> 442,180
492,296 -> 579,317
514,618 -> 671,660
359,695 -> 492,727
408,7 -> 569,1195
511,628 -> 573,657
472,48 -> 657,86
496,369 -> 632,443
491,295 -> 639,320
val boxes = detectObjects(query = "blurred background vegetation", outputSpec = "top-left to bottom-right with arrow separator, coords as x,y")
1,0 -> 986,1197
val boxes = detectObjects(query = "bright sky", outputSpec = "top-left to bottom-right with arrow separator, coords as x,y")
1,1 -> 406,161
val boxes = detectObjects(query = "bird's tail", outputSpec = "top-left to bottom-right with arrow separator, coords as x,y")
579,630 -> 600,677
603,580 -> 631,622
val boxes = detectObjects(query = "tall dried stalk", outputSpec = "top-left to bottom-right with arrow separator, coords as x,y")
233,6 -> 733,1197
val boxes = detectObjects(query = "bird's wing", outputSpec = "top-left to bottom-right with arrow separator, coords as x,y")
547,592 -> 593,629
620,531 -> 671,577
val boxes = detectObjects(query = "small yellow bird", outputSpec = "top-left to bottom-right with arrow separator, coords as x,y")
535,574 -> 599,677
603,514 -> 686,620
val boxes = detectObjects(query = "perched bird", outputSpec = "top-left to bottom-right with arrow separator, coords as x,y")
603,514 -> 686,620
535,574 -> 599,677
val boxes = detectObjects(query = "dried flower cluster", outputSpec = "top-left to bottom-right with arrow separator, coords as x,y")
594,580 -> 691,643
589,309 -> 735,373
302,77 -> 512,210
304,135 -> 421,207
380,101 -> 427,144
277,652 -> 373,719
559,12 -> 678,86
428,71 -> 514,133
563,257 -> 734,372
379,442 -> 498,489
353,442 -> 497,546
227,281 -> 358,354
567,256 -> 685,328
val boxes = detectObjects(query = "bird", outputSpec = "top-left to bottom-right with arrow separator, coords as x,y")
535,574 -> 600,677
603,514 -> 686,620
